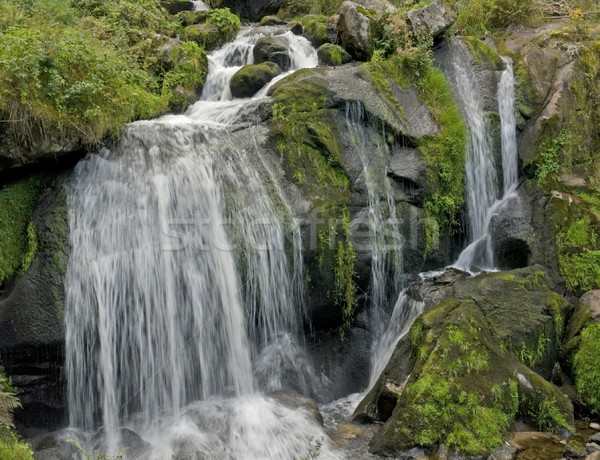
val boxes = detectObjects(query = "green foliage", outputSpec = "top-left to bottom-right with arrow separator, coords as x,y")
0,176 -> 48,285
533,397 -> 571,432
516,333 -> 550,367
299,436 -> 323,460
0,0 -> 208,147
161,41 -> 208,109
0,371 -> 33,460
573,322 -> 600,414
453,0 -> 539,36
535,131 -> 564,182
334,210 -> 358,333
557,214 -> 600,295
205,8 -> 241,41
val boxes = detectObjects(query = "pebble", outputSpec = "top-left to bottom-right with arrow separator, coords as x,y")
591,423 -> 600,431
588,443 -> 600,454
591,433 -> 600,444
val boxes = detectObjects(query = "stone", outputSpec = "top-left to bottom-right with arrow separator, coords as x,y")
588,443 -> 600,454
230,62 -> 282,98
565,440 -> 588,458
266,389 -> 324,426
406,0 -> 457,38
182,23 -> 223,51
160,0 -> 194,14
588,452 -> 600,460
592,423 -> 600,431
489,186 -> 535,270
259,15 -> 287,26
253,36 -> 292,70
288,21 -> 303,35
218,0 -> 282,21
591,433 -> 600,444
337,2 -> 373,61
317,43 -> 352,66
387,147 -> 429,205
350,0 -> 396,12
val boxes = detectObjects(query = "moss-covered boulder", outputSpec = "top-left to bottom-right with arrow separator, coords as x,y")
230,62 -> 283,98
406,0 -> 456,38
160,0 -> 194,14
317,43 -> 352,66
356,267 -> 574,457
336,1 -> 373,61
253,36 -> 292,71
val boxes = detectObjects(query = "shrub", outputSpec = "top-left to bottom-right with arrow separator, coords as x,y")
453,0 -> 539,36
573,322 -> 600,414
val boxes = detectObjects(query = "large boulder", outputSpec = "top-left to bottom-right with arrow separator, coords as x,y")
337,2 -> 373,61
317,43 -> 352,66
253,36 -> 292,70
230,62 -> 282,98
355,267 -> 574,457
406,0 -> 457,38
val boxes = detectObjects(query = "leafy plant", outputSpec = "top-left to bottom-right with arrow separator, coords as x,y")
573,322 -> 600,414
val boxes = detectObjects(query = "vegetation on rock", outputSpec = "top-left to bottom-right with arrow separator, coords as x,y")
0,175 -> 50,286
0,371 -> 33,460
573,322 -> 600,414
0,0 -> 218,149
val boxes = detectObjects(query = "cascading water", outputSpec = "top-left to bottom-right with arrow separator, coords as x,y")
342,102 -> 405,384
65,28 -> 334,459
452,45 -> 519,271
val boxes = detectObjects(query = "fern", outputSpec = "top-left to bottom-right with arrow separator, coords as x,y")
0,371 -> 21,429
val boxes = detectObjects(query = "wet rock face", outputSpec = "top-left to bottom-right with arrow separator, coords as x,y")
406,0 -> 457,38
0,173 -> 70,429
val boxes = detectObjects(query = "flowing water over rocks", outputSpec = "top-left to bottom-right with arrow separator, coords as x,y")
64,28 -> 336,459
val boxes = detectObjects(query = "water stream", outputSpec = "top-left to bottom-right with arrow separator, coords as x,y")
63,27 -> 520,459
65,28 -> 335,459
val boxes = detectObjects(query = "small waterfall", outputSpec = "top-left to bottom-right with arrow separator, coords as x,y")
343,102 -> 405,383
368,289 -> 424,388
65,29 -> 324,458
499,57 -> 518,194
191,0 -> 210,11
452,46 -> 518,271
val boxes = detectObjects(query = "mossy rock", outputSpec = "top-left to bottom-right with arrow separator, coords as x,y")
360,267 -> 575,457
317,43 -> 352,66
230,62 -> 282,98
297,15 -> 331,47
178,10 -> 210,25
253,36 -> 292,70
259,15 -> 287,26
181,23 -> 223,50
161,0 -> 194,14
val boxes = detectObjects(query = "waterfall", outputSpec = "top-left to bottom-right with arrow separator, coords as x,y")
65,29 -> 330,458
452,46 -> 518,271
342,102 -> 405,383
499,57 -> 518,195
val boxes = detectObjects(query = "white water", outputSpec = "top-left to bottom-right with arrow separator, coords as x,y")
343,102 -> 405,384
65,29 -> 330,459
453,48 -> 519,272
192,0 -> 210,11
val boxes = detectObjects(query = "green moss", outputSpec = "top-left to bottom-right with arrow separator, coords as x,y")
334,210 -> 358,334
397,300 -> 518,455
463,36 -> 503,68
162,41 -> 208,110
573,322 -> 600,414
296,15 -> 329,45
0,176 -> 48,285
